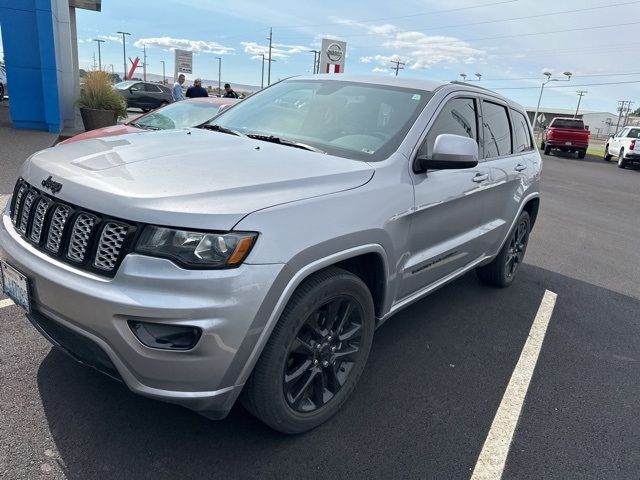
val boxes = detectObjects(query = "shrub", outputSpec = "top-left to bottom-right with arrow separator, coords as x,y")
78,70 -> 127,119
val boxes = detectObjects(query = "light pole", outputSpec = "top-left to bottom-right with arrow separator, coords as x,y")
309,50 -> 320,74
574,90 -> 587,118
216,57 -> 221,97
267,28 -> 273,86
459,72 -> 482,82
117,31 -> 130,80
92,39 -> 105,70
532,71 -> 572,133
160,60 -> 166,84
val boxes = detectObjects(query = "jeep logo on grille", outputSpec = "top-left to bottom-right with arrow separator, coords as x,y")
41,176 -> 62,194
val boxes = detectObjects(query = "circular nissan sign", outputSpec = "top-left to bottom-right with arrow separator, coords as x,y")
326,43 -> 343,62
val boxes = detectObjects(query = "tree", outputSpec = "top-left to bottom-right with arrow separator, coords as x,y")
632,107 -> 640,116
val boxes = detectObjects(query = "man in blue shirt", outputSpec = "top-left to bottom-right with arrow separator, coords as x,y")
172,74 -> 185,101
186,78 -> 209,98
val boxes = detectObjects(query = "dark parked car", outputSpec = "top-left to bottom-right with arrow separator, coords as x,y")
114,81 -> 173,112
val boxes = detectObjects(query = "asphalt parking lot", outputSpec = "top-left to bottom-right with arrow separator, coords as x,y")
1,146 -> 639,479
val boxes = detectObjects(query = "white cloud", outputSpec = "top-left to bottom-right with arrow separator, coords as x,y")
99,35 -> 123,43
241,41 -> 307,59
330,17 -> 397,37
372,67 -> 389,73
360,56 -> 373,64
135,37 -> 234,54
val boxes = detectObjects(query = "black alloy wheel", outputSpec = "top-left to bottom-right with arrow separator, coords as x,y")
283,296 -> 364,413
504,218 -> 528,281
241,267 -> 375,434
476,210 -> 531,287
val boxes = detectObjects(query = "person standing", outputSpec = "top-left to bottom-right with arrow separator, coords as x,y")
223,83 -> 239,98
186,78 -> 209,98
172,74 -> 186,101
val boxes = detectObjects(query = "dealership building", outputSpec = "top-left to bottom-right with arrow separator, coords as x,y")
0,0 -> 99,132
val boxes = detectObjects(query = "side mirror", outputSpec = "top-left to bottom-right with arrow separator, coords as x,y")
129,87 -> 138,92
416,134 -> 478,172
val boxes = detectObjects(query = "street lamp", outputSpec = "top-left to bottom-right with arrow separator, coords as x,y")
532,71 -> 572,133
459,72 -> 482,82
216,57 -> 221,97
92,39 -> 105,71
160,60 -> 166,84
117,31 -> 131,80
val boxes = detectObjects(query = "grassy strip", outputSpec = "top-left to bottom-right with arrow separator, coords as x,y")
587,147 -> 604,157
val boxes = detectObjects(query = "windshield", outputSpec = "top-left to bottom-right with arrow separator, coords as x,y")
551,119 -> 585,129
114,81 -> 138,90
208,79 -> 433,161
133,101 -> 223,130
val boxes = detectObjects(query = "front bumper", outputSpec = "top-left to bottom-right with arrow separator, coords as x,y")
0,211 -> 284,418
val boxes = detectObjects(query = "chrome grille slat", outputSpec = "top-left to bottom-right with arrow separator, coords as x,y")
18,189 -> 38,234
45,205 -> 71,254
29,197 -> 53,243
94,222 -> 129,271
67,213 -> 98,262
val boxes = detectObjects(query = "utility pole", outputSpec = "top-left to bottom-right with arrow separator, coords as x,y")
309,50 -> 320,74
117,31 -> 131,80
216,57 -> 222,96
160,60 -> 166,84
574,90 -> 587,118
624,101 -> 634,127
92,39 -> 105,70
267,28 -> 273,86
615,100 -> 627,132
260,54 -> 276,89
390,59 -> 405,76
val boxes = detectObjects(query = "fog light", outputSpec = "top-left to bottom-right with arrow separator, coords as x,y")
128,321 -> 202,350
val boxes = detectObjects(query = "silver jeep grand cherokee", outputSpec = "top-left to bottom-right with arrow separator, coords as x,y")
0,76 -> 540,434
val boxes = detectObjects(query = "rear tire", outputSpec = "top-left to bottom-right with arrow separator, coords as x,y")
544,145 -> 551,155
241,267 -> 375,434
158,101 -> 169,108
577,149 -> 586,159
618,149 -> 627,169
476,211 -> 530,288
0,83 -> 4,101
603,144 -> 612,161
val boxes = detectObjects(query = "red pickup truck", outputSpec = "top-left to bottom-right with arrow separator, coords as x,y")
541,117 -> 590,158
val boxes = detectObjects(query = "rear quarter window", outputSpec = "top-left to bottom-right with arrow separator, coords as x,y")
551,119 -> 585,129
482,101 -> 512,159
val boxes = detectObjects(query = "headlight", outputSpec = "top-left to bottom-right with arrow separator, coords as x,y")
135,226 -> 257,268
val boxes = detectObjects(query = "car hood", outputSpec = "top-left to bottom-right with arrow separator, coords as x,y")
58,124 -> 143,144
21,128 -> 375,231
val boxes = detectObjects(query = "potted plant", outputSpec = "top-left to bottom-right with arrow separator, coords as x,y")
78,70 -> 128,131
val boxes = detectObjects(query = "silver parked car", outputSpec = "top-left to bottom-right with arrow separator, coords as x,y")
0,75 -> 541,433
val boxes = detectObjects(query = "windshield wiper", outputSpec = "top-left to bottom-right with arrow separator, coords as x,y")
200,124 -> 247,137
246,134 -> 325,154
129,123 -> 160,130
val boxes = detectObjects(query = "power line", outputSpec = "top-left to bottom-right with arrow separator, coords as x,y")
479,71 -> 640,82
271,0 -> 520,29
315,0 -> 640,39
491,80 -> 640,90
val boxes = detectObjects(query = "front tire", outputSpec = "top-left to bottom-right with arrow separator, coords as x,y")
0,83 -> 4,101
242,267 -> 375,434
604,144 -> 612,161
544,144 -> 551,155
618,149 -> 627,169
476,211 -> 530,288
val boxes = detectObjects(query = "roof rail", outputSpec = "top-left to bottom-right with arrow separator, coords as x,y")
449,81 -> 495,93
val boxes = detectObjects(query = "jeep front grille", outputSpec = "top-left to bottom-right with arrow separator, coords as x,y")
8,179 -> 136,277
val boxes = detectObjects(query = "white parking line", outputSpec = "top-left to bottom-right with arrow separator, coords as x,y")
0,298 -> 15,309
471,289 -> 558,480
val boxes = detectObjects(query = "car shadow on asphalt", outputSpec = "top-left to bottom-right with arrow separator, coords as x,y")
35,265 -> 640,479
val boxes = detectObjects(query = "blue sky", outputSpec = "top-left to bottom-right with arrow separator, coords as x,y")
74,0 -> 640,113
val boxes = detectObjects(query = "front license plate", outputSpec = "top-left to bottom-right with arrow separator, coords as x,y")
0,260 -> 31,313
565,141 -> 572,145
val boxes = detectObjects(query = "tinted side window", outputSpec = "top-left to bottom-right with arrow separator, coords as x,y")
419,97 -> 478,157
131,83 -> 143,91
511,110 -> 533,153
482,101 -> 512,159
144,84 -> 161,92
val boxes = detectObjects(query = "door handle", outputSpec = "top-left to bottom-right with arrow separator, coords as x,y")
472,173 -> 489,183
515,164 -> 527,171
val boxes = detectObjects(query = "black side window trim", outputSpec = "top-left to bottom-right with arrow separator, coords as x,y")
479,98 -> 514,160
